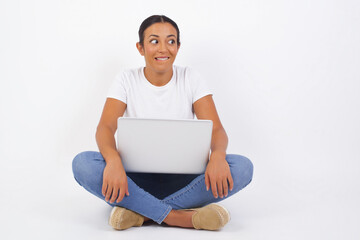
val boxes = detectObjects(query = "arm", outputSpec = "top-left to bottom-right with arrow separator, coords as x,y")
193,95 -> 233,198
96,98 -> 128,203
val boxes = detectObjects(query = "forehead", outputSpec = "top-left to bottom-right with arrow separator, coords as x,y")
144,22 -> 177,37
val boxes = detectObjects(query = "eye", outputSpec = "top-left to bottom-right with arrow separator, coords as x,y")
150,39 -> 158,44
168,39 -> 176,44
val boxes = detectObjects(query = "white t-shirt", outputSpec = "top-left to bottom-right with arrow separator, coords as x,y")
107,65 -> 212,119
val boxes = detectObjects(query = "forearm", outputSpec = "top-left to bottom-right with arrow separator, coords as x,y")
206,127 -> 232,198
210,128 -> 228,157
97,124 -> 129,203
96,125 -> 122,164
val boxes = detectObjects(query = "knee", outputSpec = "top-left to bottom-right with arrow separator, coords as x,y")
227,154 -> 254,192
72,152 -> 85,183
72,151 -> 97,184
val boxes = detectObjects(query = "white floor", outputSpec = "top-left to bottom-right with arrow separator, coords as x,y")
1,160 -> 359,240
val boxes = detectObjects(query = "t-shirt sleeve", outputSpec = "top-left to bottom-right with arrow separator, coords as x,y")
190,68 -> 213,103
107,72 -> 127,104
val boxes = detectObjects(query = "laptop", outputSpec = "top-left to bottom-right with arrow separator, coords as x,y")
116,117 -> 213,174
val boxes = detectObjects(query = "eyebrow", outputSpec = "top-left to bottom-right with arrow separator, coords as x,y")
148,34 -> 176,38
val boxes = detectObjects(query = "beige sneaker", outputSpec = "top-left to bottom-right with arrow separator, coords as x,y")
191,203 -> 230,230
109,206 -> 144,230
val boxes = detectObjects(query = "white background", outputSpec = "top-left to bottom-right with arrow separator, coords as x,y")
1,0 -> 359,239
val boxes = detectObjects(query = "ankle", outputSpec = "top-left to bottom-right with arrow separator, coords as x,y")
163,210 -> 195,228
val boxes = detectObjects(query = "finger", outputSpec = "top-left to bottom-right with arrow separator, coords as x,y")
105,186 -> 113,202
205,173 -> 210,191
223,178 -> 229,197
125,181 -> 130,196
123,179 -> 129,196
116,194 -> 124,203
228,173 -> 234,191
210,179 -> 218,198
217,180 -> 224,198
117,183 -> 128,203
117,186 -> 126,203
110,186 -> 119,204
102,181 -> 107,196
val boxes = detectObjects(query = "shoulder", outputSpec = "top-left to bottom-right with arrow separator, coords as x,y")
173,65 -> 202,80
112,67 -> 144,89
115,67 -> 143,80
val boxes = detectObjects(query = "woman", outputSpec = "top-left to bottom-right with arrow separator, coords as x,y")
72,15 -> 253,231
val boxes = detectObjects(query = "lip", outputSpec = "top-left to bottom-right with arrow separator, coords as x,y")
155,56 -> 170,61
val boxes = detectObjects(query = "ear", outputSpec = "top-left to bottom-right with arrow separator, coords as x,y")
136,42 -> 145,56
177,42 -> 181,51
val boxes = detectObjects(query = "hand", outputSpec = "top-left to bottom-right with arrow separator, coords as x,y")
102,160 -> 129,204
205,151 -> 234,199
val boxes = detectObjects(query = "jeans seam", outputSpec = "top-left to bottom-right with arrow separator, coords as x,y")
155,205 -> 172,224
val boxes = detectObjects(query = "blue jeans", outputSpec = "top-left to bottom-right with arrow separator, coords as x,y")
72,151 -> 253,224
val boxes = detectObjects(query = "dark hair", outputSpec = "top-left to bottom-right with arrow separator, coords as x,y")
138,15 -> 180,46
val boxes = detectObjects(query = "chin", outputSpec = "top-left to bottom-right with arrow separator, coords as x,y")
151,63 -> 173,73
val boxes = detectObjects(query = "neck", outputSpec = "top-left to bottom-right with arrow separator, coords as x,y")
144,66 -> 173,87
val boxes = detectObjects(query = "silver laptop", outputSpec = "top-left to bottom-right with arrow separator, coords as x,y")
116,117 -> 213,174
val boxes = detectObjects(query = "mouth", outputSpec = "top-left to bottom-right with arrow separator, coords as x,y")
155,57 -> 170,61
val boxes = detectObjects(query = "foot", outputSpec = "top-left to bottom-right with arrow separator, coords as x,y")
109,206 -> 144,230
163,204 -> 230,230
191,204 -> 230,230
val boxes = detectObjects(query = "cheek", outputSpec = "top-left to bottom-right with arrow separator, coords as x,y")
170,48 -> 178,55
168,44 -> 177,52
145,47 -> 156,57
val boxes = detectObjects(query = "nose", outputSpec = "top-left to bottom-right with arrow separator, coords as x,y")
158,41 -> 167,53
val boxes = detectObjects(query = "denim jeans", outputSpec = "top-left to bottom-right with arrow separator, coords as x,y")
72,151 -> 253,224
